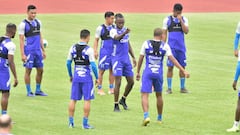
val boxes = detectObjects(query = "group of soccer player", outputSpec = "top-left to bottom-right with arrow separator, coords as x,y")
4,2 -> 240,133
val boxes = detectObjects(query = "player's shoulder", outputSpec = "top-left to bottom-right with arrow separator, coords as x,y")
5,41 -> 16,49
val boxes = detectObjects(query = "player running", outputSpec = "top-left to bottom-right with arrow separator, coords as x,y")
0,23 -> 18,115
162,3 -> 189,94
110,13 -> 136,112
19,5 -> 47,97
93,11 -> 115,95
227,21 -> 240,132
136,28 -> 190,126
67,29 -> 98,129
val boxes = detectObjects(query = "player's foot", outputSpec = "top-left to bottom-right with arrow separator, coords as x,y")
97,90 -> 106,96
82,124 -> 94,129
68,122 -> 74,128
35,91 -> 48,96
180,88 -> 189,94
226,126 -> 239,132
142,117 -> 150,126
27,92 -> 35,97
119,98 -> 128,110
114,104 -> 120,112
108,88 -> 114,94
166,89 -> 172,94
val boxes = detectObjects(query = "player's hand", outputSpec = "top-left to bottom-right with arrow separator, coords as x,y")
184,71 -> 190,78
132,58 -> 137,68
70,77 -> 73,82
233,81 -> 237,90
177,14 -> 182,22
42,51 -> 46,59
136,73 -> 141,81
94,50 -> 99,60
124,28 -> 130,34
234,50 -> 238,58
13,78 -> 18,87
95,79 -> 99,86
21,54 -> 27,63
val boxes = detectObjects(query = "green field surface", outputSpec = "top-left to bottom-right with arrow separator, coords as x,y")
0,13 -> 240,135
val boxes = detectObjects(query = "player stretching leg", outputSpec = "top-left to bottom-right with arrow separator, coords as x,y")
162,3 -> 189,94
110,13 -> 136,112
227,21 -> 240,132
0,23 -> 18,115
67,29 -> 98,129
94,11 -> 115,95
136,28 -> 189,126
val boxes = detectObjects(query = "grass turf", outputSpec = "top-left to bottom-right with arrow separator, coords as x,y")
0,13 -> 239,135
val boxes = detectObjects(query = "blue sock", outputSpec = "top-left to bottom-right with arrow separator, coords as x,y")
83,117 -> 88,126
26,84 -> 31,94
144,112 -> 149,119
98,85 -> 102,90
157,114 -> 162,121
167,78 -> 172,89
180,78 -> 185,89
1,110 -> 7,115
36,83 -> 41,92
109,84 -> 114,89
69,117 -> 74,124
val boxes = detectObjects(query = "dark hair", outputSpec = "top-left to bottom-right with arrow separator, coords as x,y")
104,11 -> 114,18
27,5 -> 37,11
115,13 -> 124,19
153,28 -> 163,36
173,3 -> 183,11
80,29 -> 90,39
6,23 -> 16,30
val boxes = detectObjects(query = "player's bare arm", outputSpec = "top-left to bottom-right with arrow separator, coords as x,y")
136,55 -> 144,81
128,41 -> 136,67
162,29 -> 168,42
168,55 -> 190,78
40,33 -> 46,59
177,14 -> 189,34
19,34 -> 26,62
93,38 -> 99,59
234,50 -> 238,58
8,54 -> 18,87
233,81 -> 237,90
113,28 -> 130,41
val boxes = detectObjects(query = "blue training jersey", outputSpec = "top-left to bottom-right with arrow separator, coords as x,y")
0,37 -> 11,71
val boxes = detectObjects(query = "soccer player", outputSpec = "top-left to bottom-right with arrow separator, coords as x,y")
19,5 -> 47,97
93,11 -> 115,95
162,3 -> 189,94
227,21 -> 240,132
67,29 -> 98,129
110,13 -> 136,112
0,23 -> 18,115
136,28 -> 190,126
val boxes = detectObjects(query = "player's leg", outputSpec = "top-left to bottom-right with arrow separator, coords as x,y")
25,68 -> 34,96
108,69 -> 114,94
156,92 -> 163,123
119,76 -> 134,110
1,91 -> 9,115
68,100 -> 77,128
35,52 -> 47,96
113,76 -> 122,112
166,49 -> 176,94
97,69 -> 106,95
227,96 -> 240,132
141,92 -> 150,126
177,50 -> 188,93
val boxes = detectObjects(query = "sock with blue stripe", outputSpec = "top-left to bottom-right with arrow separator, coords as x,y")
83,117 -> 88,126
157,114 -> 162,121
69,117 -> 74,124
26,84 -> 31,94
180,78 -> 185,89
167,78 -> 172,89
1,110 -> 7,115
144,112 -> 149,119
109,84 -> 114,89
36,83 -> 41,92
98,85 -> 102,90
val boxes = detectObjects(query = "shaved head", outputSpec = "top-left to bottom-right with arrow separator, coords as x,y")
0,114 -> 12,128
154,28 -> 163,37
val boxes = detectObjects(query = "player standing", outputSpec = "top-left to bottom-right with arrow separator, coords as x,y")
0,23 -> 18,115
162,3 -> 189,94
94,11 -> 115,95
110,13 -> 136,112
19,5 -> 47,97
136,28 -> 189,126
67,29 -> 98,129
227,21 -> 240,132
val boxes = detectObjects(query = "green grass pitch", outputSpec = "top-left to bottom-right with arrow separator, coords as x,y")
0,13 -> 239,135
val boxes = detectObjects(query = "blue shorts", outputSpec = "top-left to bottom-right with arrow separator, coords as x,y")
98,54 -> 112,70
71,81 -> 94,101
0,71 -> 10,90
141,72 -> 163,93
112,59 -> 133,77
24,51 -> 44,68
167,49 -> 186,67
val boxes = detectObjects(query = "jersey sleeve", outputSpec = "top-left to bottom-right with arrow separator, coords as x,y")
183,16 -> 189,27
140,41 -> 148,55
95,26 -> 102,38
86,47 -> 95,62
164,43 -> 172,56
18,22 -> 25,35
162,17 -> 169,30
67,46 -> 73,60
110,29 -> 117,38
236,22 -> 240,34
6,42 -> 16,55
